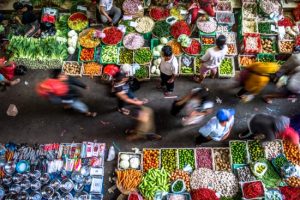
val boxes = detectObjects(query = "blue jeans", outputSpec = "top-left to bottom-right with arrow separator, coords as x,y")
63,99 -> 88,113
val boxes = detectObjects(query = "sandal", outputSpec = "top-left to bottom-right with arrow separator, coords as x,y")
263,97 -> 272,104
118,108 -> 130,115
86,112 -> 97,117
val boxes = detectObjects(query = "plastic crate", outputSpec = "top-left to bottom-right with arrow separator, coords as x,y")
246,140 -> 266,163
117,152 -> 143,171
226,43 -> 238,56
261,36 -> 278,54
177,148 -> 196,170
257,21 -> 277,35
242,20 -> 258,35
118,47 -> 134,65
262,139 -> 284,160
195,147 -> 214,170
100,45 -> 119,64
82,61 -> 103,77
143,32 -> 152,40
62,61 -> 83,77
218,56 -> 235,78
133,47 -> 152,65
238,54 -> 256,69
134,64 -> 151,81
142,148 -> 161,172
212,147 -> 231,171
200,35 -> 216,45
278,40 -> 295,54
150,38 -> 160,50
257,53 -> 275,62
242,3 -> 257,19
78,47 -> 96,62
160,148 -> 179,172
198,30 -> 216,37
216,11 -> 235,27
241,180 -> 266,200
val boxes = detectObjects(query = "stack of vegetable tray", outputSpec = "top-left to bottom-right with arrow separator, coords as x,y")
62,61 -> 83,76
218,56 -> 235,78
229,140 -> 248,169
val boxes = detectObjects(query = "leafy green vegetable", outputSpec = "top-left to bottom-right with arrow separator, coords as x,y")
152,21 -> 171,38
55,14 -> 69,37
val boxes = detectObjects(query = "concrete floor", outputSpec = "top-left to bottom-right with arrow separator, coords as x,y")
1,70 -> 300,199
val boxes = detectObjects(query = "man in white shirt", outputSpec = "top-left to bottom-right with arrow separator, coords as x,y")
158,45 -> 179,96
97,0 -> 121,25
196,108 -> 235,145
194,35 -> 228,84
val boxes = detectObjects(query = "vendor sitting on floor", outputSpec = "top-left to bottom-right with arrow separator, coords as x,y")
196,108 -> 235,145
97,0 -> 121,25
13,2 -> 40,37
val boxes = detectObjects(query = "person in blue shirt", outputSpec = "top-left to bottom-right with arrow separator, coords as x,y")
196,108 -> 235,145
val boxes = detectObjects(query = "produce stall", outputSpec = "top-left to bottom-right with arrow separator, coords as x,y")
0,142 -> 106,199
113,139 -> 300,200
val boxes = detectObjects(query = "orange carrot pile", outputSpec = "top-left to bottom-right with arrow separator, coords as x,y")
83,62 -> 102,77
116,169 -> 142,191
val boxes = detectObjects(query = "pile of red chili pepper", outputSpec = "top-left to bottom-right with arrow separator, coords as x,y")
150,7 -> 170,21
102,27 -> 123,45
280,186 -> 300,200
80,48 -> 94,61
278,17 -> 294,27
191,188 -> 219,200
183,39 -> 201,55
243,181 -> 264,199
170,21 -> 191,39
128,193 -> 140,200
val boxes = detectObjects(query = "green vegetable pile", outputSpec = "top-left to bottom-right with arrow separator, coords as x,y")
152,21 -> 171,38
272,155 -> 288,172
181,55 -> 194,74
134,65 -> 149,79
161,149 -> 177,172
55,15 -> 69,37
219,58 -> 234,76
258,54 -> 274,62
134,48 -> 152,64
258,22 -> 276,34
139,168 -> 170,199
101,46 -> 118,63
251,159 -> 282,188
201,45 -> 213,55
248,140 -> 265,162
119,20 -> 136,33
119,48 -> 133,64
172,180 -> 184,192
230,141 -> 247,164
194,57 -> 202,74
178,149 -> 195,169
8,36 -> 68,69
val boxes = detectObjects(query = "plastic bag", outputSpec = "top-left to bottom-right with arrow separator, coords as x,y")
107,146 -> 116,161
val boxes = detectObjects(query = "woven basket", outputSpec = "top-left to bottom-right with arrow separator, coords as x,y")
135,16 -> 155,34
182,39 -> 201,56
79,28 -> 101,48
68,12 -> 88,32
101,27 -> 123,46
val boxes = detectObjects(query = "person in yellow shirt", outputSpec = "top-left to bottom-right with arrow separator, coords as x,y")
237,62 -> 280,102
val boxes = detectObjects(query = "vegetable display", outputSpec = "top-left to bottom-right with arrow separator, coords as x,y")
170,170 -> 190,191
123,33 -> 145,50
67,12 -> 88,32
55,15 -> 69,37
272,154 -> 288,173
119,48 -> 134,64
226,44 -> 237,55
67,30 -> 78,55
237,166 -> 256,182
283,140 -> 300,165
181,55 -> 194,74
243,3 -> 257,18
216,12 -> 234,24
194,56 -> 202,74
149,7 -> 170,21
278,17 -> 294,27
102,27 -> 123,45
216,1 -> 231,11
8,36 -> 68,69
201,36 -> 215,45
151,58 -> 161,76
118,153 -> 141,170
191,188 -> 219,200
119,20 -> 136,33
170,21 -> 191,39
161,149 -> 177,172
258,22 -> 276,34
195,148 -> 213,169
134,65 -> 149,79
213,148 -> 231,171
197,16 -> 218,33
262,38 -> 276,53
263,140 -> 283,160
116,169 -> 142,191
122,0 -> 143,15
242,181 -> 265,199
248,140 -> 265,162
243,33 -> 262,53
139,168 -> 170,199
101,46 -> 119,63
279,186 -> 300,200
170,6 -> 187,20
286,176 -> 300,187
258,54 -> 275,62
178,149 -> 195,169
230,141 -> 247,164
166,40 -> 183,56
201,45 -> 213,55
143,149 -> 160,172
243,20 -> 257,33
219,58 -> 234,77
134,48 -> 152,64
278,40 -> 294,53
182,39 -> 201,55
135,17 -> 155,33
83,62 -> 102,77
239,56 -> 256,67
79,29 -> 101,48
62,62 -> 82,76
260,0 -> 282,15
152,21 -> 171,38
80,48 -> 94,61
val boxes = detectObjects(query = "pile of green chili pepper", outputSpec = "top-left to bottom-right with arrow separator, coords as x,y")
152,21 -> 171,38
135,65 -> 149,79
134,48 -> 152,64
119,48 -> 133,64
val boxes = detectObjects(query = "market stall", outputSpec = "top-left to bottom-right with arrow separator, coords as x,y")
0,142 -> 106,199
113,139 -> 300,200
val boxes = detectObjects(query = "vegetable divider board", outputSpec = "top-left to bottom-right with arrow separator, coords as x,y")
117,152 -> 143,171
142,148 -> 161,171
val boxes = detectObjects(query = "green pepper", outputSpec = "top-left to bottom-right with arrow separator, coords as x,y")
119,48 -> 133,64
134,65 -> 149,79
134,48 -> 152,64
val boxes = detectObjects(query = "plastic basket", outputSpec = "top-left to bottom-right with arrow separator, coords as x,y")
78,47 -> 96,63
150,38 -> 160,50
135,64 -> 151,81
117,152 -> 143,171
133,47 -> 152,65
118,47 -> 134,65
100,46 -> 119,64
218,56 -> 235,78
216,11 -> 235,27
171,179 -> 186,193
